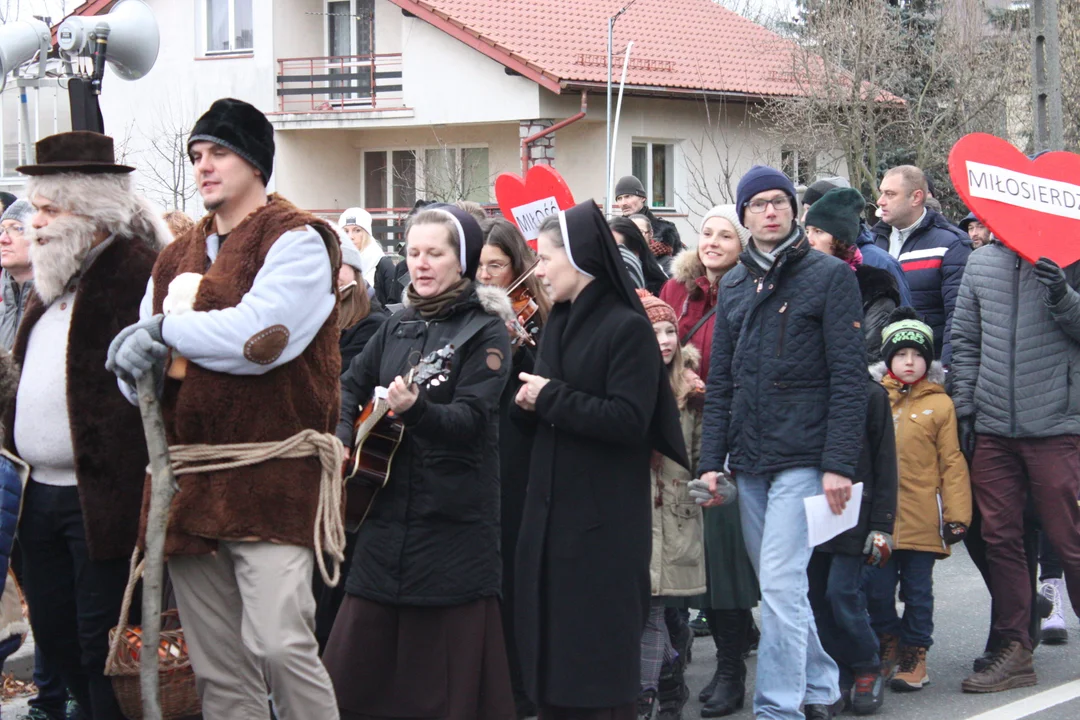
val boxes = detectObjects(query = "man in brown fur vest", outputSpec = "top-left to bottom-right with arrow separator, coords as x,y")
107,98 -> 341,719
5,131 -> 168,719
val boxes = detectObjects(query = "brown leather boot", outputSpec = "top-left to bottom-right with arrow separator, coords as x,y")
878,634 -> 900,678
961,640 -> 1037,693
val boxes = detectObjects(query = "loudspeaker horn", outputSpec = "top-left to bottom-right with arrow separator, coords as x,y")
0,18 -> 50,92
58,0 -> 159,81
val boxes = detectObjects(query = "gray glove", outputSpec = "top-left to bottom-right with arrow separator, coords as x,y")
688,474 -> 738,507
863,530 -> 893,568
106,315 -> 168,390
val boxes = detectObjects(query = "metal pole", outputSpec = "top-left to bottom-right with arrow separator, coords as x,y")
606,17 -> 613,216
608,42 -> 633,214
1032,0 -> 1064,152
604,0 -> 640,216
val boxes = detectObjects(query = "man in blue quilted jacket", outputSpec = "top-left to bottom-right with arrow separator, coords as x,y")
699,165 -> 868,720
873,166 -> 971,366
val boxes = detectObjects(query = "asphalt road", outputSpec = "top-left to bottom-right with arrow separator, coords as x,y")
5,544 -> 1079,719
681,543 -> 1080,720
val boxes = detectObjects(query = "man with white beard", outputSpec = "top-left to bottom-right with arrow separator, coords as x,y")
2,131 -> 169,719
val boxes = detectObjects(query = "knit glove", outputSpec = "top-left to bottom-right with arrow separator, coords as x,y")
944,522 -> 968,545
106,314 -> 168,392
1034,257 -> 1069,305
688,473 -> 738,507
863,531 -> 893,568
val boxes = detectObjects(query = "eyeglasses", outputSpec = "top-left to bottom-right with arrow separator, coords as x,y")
747,197 -> 792,214
1,224 -> 24,236
477,261 -> 510,274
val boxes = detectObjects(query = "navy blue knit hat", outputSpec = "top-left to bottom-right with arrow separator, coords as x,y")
736,165 -> 798,224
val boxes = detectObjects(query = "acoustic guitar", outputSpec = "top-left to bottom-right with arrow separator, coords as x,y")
344,345 -> 453,529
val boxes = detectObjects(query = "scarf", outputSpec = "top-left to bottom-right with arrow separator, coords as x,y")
406,277 -> 471,319
747,224 -> 801,271
844,246 -> 864,272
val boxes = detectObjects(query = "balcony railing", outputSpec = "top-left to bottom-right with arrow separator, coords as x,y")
276,54 -> 404,114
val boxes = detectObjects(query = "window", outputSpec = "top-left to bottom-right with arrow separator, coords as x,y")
631,141 -> 675,210
206,0 -> 253,54
782,149 -> 816,187
365,146 -> 489,207
326,0 -> 376,101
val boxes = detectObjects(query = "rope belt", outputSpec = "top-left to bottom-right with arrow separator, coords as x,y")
167,429 -> 346,587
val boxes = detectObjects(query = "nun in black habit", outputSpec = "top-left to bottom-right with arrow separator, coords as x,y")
514,201 -> 689,720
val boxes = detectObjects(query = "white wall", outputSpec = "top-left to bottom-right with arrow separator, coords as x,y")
96,0 -> 279,212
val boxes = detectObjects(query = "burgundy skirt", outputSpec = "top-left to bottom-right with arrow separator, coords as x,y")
324,594 -> 515,720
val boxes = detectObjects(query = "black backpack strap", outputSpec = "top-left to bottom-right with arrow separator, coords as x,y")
681,304 -> 717,346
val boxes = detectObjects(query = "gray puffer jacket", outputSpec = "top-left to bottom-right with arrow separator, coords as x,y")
0,271 -> 32,352
951,242 -> 1080,437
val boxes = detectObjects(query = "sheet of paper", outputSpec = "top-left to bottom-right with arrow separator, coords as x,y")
804,482 -> 864,547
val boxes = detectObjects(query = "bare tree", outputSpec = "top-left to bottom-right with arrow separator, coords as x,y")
0,1 -> 19,24
395,129 -> 495,204
759,0 -> 1029,211
135,105 -> 198,212
678,96 -> 782,215
1062,0 -> 1080,151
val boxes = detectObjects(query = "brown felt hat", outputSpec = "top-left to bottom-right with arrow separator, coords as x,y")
16,131 -> 134,176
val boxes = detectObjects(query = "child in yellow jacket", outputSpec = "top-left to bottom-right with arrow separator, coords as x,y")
866,307 -> 971,693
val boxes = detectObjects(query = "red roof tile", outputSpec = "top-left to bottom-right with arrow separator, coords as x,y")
388,0 -> 802,98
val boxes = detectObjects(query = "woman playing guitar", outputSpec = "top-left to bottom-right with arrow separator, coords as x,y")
326,204 -> 517,720
476,217 -> 550,717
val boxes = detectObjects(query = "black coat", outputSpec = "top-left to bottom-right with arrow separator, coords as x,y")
372,255 -> 399,307
339,307 -> 389,372
336,285 -> 511,605
701,232 -> 868,479
515,282 -> 663,708
816,380 -> 897,555
644,207 -> 683,254
857,264 -> 900,365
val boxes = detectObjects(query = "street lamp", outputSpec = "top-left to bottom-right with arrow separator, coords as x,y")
606,0 -> 640,216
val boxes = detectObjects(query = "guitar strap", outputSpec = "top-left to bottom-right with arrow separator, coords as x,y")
446,314 -> 494,354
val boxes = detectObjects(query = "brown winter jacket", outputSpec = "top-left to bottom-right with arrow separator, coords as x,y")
649,356 -> 706,597
146,195 -> 341,556
874,361 -> 971,557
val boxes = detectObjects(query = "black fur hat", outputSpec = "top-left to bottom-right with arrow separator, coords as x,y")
188,98 -> 275,185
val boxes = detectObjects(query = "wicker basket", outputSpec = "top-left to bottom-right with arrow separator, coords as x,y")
104,551 -> 201,720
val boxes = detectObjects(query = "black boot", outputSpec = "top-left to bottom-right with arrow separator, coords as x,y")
702,609 -> 749,718
698,609 -> 722,702
656,651 -> 689,720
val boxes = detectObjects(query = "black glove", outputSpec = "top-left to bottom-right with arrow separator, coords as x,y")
1034,257 -> 1069,305
944,521 -> 967,545
957,413 -> 976,463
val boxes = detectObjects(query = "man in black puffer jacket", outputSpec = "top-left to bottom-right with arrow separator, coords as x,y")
872,166 -> 971,366
699,165 -> 867,720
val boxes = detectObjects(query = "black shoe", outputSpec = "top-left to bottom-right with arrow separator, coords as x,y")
689,610 -> 711,637
972,650 -> 995,673
656,682 -> 689,720
851,669 -> 884,715
804,703 -> 836,720
701,609 -> 749,718
638,689 -> 657,719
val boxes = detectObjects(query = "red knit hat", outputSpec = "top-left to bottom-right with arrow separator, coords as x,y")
636,288 -> 677,326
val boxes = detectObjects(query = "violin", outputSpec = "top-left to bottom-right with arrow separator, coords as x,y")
507,259 -> 542,348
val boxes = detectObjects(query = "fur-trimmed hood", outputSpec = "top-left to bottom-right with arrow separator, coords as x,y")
670,247 -> 707,291
870,360 -> 946,386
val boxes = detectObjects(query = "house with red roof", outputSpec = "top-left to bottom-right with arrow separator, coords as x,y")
77,0 -> 827,242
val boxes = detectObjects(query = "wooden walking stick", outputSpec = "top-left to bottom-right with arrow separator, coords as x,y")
135,372 -> 178,720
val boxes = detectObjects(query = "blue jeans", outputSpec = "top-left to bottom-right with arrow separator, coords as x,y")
864,549 -> 935,648
739,468 -> 840,720
808,553 -> 880,690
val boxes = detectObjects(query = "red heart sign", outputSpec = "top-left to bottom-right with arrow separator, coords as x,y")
949,133 -> 1080,266
495,165 -> 575,248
